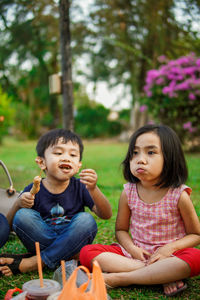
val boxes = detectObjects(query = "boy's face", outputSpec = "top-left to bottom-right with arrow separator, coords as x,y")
36,139 -> 82,181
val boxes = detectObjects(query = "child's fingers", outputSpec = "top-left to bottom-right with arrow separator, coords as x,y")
147,253 -> 163,265
80,174 -> 96,181
80,169 -> 95,173
79,169 -> 96,176
143,250 -> 151,257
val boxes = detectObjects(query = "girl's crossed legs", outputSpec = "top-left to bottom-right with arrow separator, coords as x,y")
80,244 -> 200,296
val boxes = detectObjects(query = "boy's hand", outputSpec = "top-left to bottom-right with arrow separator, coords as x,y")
79,169 -> 97,190
19,192 -> 34,208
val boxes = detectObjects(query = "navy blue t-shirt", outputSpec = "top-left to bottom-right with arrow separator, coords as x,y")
23,177 -> 94,222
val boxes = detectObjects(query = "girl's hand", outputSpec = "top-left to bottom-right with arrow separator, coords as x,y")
19,192 -> 34,208
147,244 -> 173,265
130,246 -> 151,261
79,169 -> 97,190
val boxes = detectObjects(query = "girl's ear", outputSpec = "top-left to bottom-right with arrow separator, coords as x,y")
35,156 -> 46,171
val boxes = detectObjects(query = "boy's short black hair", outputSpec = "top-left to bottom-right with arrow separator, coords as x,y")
36,128 -> 84,160
122,124 -> 188,188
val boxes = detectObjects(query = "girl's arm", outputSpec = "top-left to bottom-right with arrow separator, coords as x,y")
115,190 -> 150,261
148,190 -> 200,264
79,168 -> 112,219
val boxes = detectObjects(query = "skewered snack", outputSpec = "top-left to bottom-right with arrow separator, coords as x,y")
30,176 -> 41,195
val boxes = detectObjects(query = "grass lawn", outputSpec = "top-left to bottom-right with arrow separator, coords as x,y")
0,137 -> 200,299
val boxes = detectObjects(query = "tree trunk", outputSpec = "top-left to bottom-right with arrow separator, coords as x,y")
59,0 -> 74,130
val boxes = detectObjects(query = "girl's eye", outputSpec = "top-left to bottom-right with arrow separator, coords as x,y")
54,152 -> 62,155
132,151 -> 138,156
148,151 -> 155,155
71,153 -> 77,157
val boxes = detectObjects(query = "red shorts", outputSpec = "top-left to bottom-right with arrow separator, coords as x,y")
79,244 -> 200,277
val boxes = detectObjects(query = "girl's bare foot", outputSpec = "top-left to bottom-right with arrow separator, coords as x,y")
163,281 -> 186,296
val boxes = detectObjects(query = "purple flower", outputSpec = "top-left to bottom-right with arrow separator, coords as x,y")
189,127 -> 197,133
146,70 -> 160,83
196,59 -> 200,67
139,105 -> 147,112
146,90 -> 152,97
162,86 -> 170,94
175,81 -> 190,91
183,122 -> 192,129
188,93 -> 196,101
156,77 -> 164,85
183,66 -> 197,76
157,55 -> 167,63
148,120 -> 155,125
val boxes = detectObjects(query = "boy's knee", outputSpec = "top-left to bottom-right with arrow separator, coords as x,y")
82,212 -> 97,227
75,212 -> 97,232
13,208 -> 36,228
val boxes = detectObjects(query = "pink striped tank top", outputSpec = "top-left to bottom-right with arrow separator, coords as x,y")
119,183 -> 192,258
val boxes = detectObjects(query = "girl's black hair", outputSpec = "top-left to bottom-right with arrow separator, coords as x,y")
122,124 -> 188,188
36,128 -> 84,160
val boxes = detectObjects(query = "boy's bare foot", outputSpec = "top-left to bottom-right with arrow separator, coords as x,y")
0,256 -> 44,276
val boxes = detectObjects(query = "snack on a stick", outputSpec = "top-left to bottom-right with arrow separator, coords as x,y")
30,176 -> 41,195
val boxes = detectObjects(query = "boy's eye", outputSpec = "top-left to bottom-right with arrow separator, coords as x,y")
54,152 -> 62,155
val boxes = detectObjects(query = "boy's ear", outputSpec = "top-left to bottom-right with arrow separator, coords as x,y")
35,156 -> 46,170
78,161 -> 82,170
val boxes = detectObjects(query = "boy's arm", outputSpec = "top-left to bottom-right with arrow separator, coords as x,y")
79,169 -> 112,219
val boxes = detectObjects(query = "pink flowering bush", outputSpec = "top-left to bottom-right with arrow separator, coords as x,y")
143,53 -> 200,142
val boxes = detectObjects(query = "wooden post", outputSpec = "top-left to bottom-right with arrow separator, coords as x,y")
59,0 -> 74,130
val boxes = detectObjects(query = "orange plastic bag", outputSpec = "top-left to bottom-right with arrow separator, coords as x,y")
58,260 -> 107,300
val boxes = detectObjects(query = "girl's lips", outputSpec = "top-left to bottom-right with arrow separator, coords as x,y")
136,168 -> 145,173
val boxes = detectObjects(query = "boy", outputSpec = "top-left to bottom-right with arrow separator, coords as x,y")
0,129 -> 112,276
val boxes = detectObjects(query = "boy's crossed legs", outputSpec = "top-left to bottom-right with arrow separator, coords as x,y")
0,209 -> 97,276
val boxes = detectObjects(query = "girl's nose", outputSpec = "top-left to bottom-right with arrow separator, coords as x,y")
137,155 -> 147,164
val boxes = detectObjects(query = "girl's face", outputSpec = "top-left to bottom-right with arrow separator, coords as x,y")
130,132 -> 164,185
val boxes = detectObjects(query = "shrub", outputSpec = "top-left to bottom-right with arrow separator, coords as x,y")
143,53 -> 200,142
0,86 -> 15,143
75,104 -> 122,138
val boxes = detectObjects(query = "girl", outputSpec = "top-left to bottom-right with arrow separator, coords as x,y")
79,124 -> 200,297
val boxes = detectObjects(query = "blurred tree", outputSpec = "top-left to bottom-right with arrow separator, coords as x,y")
0,0 -> 199,139
0,0 -> 61,137
84,0 -> 199,131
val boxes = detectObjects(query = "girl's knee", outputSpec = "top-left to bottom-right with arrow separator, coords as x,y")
80,244 -> 106,270
80,245 -> 96,270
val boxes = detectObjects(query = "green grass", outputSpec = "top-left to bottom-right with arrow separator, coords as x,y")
0,137 -> 200,299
